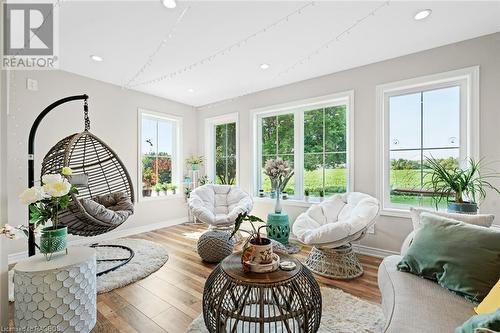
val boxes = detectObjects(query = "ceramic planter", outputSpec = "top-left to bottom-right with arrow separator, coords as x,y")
142,189 -> 152,197
447,201 -> 478,214
249,238 -> 273,264
40,226 -> 67,256
191,163 -> 200,171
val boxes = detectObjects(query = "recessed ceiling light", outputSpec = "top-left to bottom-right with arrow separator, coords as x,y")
90,55 -> 103,62
414,9 -> 432,21
260,63 -> 270,70
188,88 -> 194,93
162,0 -> 176,9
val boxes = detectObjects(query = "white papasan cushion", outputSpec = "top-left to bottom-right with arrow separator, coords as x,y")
188,185 -> 253,226
293,192 -> 379,245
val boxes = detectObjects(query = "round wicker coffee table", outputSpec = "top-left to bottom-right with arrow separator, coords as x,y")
203,253 -> 322,333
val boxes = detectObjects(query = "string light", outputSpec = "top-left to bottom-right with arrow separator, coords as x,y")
129,2 -> 316,88
198,1 -> 391,111
124,5 -> 191,88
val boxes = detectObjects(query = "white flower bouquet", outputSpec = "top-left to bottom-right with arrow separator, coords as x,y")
19,167 -> 78,232
264,157 -> 294,193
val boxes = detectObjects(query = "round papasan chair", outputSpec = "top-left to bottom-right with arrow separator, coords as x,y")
293,192 -> 380,279
188,184 -> 253,230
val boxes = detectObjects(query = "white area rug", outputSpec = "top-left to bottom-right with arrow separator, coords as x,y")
186,287 -> 385,333
95,238 -> 168,293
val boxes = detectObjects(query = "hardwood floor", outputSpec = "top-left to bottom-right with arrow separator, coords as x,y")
9,223 -> 383,333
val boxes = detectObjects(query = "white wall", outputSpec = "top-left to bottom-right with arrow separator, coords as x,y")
6,69 -> 197,256
0,70 -> 9,329
197,32 -> 500,253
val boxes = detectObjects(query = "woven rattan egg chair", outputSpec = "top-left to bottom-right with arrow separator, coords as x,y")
32,95 -> 135,276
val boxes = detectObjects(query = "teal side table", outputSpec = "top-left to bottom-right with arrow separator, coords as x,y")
267,212 -> 290,245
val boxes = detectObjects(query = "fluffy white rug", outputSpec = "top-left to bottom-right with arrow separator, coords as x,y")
186,287 -> 385,333
95,238 -> 168,293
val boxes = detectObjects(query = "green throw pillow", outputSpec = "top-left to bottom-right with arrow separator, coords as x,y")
397,212 -> 500,303
456,309 -> 500,333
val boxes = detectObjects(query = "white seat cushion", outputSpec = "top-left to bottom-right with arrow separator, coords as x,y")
188,185 -> 253,226
293,192 -> 379,246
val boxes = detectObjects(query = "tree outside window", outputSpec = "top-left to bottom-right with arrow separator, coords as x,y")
303,105 -> 347,197
141,115 -> 175,197
215,122 -> 237,185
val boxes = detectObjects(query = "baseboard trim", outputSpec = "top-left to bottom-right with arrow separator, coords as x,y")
352,244 -> 399,259
8,217 -> 188,264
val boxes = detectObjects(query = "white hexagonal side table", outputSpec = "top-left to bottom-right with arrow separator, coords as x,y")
14,247 -> 96,333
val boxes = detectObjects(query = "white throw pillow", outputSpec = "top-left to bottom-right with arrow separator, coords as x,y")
409,207 -> 494,230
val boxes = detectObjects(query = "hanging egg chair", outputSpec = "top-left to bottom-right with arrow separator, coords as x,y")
40,99 -> 135,237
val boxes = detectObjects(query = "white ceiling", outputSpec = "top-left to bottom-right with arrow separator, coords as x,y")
59,1 -> 500,107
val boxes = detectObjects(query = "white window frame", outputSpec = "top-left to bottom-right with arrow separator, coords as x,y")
137,108 -> 183,201
250,91 -> 354,201
376,66 -> 480,217
204,112 -> 239,185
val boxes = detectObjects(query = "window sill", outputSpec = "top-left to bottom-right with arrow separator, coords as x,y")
139,194 -> 184,202
253,196 -> 325,208
379,207 -> 411,219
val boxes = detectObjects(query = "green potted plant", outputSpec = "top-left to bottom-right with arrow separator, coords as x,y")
186,155 -> 204,171
142,169 -> 153,197
153,183 -> 162,196
230,213 -> 273,271
425,157 -> 500,214
171,184 -> 177,195
304,189 -> 310,202
19,167 -> 78,260
184,187 -> 192,202
199,175 -> 211,185
319,189 -> 325,202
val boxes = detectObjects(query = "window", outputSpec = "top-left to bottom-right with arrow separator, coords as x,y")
377,67 -> 479,215
254,92 -> 353,200
304,106 -> 347,196
205,113 -> 238,185
261,113 -> 295,194
139,110 -> 182,199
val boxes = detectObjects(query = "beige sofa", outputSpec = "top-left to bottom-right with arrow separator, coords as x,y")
377,208 -> 499,333
378,255 -> 475,332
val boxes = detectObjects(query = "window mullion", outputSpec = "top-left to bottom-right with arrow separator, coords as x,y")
295,110 -> 303,199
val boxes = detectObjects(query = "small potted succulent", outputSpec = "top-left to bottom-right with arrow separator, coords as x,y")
304,189 -> 310,202
230,213 -> 273,271
160,183 -> 169,196
19,167 -> 78,260
319,189 -> 325,202
153,183 -> 162,196
425,157 -> 500,214
186,155 -> 204,171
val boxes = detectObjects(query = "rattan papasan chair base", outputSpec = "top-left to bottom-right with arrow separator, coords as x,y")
293,192 -> 380,280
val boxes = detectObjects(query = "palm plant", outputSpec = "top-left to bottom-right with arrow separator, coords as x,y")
425,156 -> 500,210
